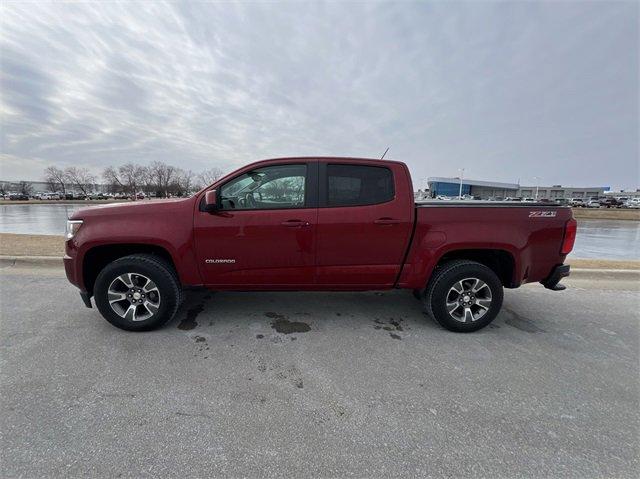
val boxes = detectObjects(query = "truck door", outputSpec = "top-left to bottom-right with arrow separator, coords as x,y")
194,161 -> 318,287
315,161 -> 414,287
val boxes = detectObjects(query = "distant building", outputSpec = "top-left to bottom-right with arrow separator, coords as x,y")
604,189 -> 640,199
427,177 -> 519,199
427,177 -> 609,200
518,185 -> 609,200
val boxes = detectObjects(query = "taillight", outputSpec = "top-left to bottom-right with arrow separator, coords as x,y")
561,218 -> 577,254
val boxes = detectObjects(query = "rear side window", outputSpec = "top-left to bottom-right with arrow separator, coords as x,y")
327,164 -> 394,206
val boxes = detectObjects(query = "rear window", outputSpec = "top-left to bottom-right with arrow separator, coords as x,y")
327,164 -> 394,207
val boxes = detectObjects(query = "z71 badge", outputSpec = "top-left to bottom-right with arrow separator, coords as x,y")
529,211 -> 557,218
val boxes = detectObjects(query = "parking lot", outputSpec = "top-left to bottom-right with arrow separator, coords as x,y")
1,264 -> 638,478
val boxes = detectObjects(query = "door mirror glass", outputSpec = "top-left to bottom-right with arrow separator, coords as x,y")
205,189 -> 218,210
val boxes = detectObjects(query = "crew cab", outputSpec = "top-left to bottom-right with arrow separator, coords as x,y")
64,157 -> 576,332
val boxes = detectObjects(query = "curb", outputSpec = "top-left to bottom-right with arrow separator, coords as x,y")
0,255 -> 63,268
569,268 -> 639,280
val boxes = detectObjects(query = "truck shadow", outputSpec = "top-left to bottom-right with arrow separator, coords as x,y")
166,289 -> 548,340
167,288 -> 444,338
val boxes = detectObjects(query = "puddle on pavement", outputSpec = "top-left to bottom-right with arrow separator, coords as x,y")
178,303 -> 204,330
266,312 -> 311,334
373,317 -> 407,339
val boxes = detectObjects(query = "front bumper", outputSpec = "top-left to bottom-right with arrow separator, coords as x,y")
541,264 -> 570,291
79,290 -> 92,308
64,251 -> 92,308
63,254 -> 79,287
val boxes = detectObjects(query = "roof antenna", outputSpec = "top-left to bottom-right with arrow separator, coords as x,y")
380,147 -> 390,159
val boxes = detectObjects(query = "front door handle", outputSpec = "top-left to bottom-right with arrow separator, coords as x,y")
281,220 -> 310,227
374,218 -> 402,225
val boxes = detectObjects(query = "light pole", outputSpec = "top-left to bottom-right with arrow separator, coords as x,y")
533,176 -> 541,200
458,168 -> 465,200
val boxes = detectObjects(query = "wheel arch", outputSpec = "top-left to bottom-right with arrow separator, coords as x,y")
433,248 -> 517,288
82,243 -> 178,296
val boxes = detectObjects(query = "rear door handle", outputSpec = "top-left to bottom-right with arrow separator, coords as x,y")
281,220 -> 310,227
374,218 -> 402,225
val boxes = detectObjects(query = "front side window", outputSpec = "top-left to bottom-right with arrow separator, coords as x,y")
220,164 -> 307,210
327,164 -> 394,207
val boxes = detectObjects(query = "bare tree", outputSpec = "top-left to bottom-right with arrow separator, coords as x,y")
19,181 -> 33,196
103,166 -> 125,194
64,167 -> 95,197
44,166 -> 67,195
149,161 -> 177,198
175,169 -> 195,196
118,163 -> 144,197
196,167 -> 224,189
0,182 -> 8,196
138,166 -> 156,198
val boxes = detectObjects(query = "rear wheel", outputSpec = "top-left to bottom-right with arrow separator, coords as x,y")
424,260 -> 503,332
94,254 -> 182,331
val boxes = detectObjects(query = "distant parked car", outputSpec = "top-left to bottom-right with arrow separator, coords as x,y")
569,198 -> 585,207
586,199 -> 601,208
599,197 -> 621,208
522,197 -> 535,203
38,193 -> 60,200
36,192 -> 58,200
554,198 -> 570,206
622,199 -> 640,209
9,193 -> 29,201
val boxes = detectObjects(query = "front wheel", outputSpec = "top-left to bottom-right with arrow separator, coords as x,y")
424,260 -> 503,332
94,254 -> 183,331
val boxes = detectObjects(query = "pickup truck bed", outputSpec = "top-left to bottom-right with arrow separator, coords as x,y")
399,201 -> 572,290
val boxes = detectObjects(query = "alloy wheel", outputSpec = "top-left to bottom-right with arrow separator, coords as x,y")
445,277 -> 492,323
107,273 -> 161,322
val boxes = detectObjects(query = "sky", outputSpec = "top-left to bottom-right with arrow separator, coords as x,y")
1,1 -> 638,190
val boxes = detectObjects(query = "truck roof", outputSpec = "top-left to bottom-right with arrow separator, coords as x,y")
255,156 -> 408,166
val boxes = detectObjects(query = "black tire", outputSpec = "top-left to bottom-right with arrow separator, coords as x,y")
94,254 -> 183,331
424,260 -> 503,332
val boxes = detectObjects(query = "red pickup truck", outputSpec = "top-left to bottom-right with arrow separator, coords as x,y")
64,157 -> 576,332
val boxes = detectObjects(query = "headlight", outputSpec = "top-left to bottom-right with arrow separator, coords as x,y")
66,220 -> 83,240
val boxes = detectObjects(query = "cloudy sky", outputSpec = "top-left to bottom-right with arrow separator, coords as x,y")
1,1 -> 638,189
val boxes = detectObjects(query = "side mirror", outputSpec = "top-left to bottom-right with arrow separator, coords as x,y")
204,189 -> 219,211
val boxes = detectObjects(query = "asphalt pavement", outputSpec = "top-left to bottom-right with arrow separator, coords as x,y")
1,264 -> 638,478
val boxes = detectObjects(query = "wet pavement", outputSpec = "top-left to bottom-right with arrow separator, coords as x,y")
1,264 -> 638,477
1,204 -> 639,260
